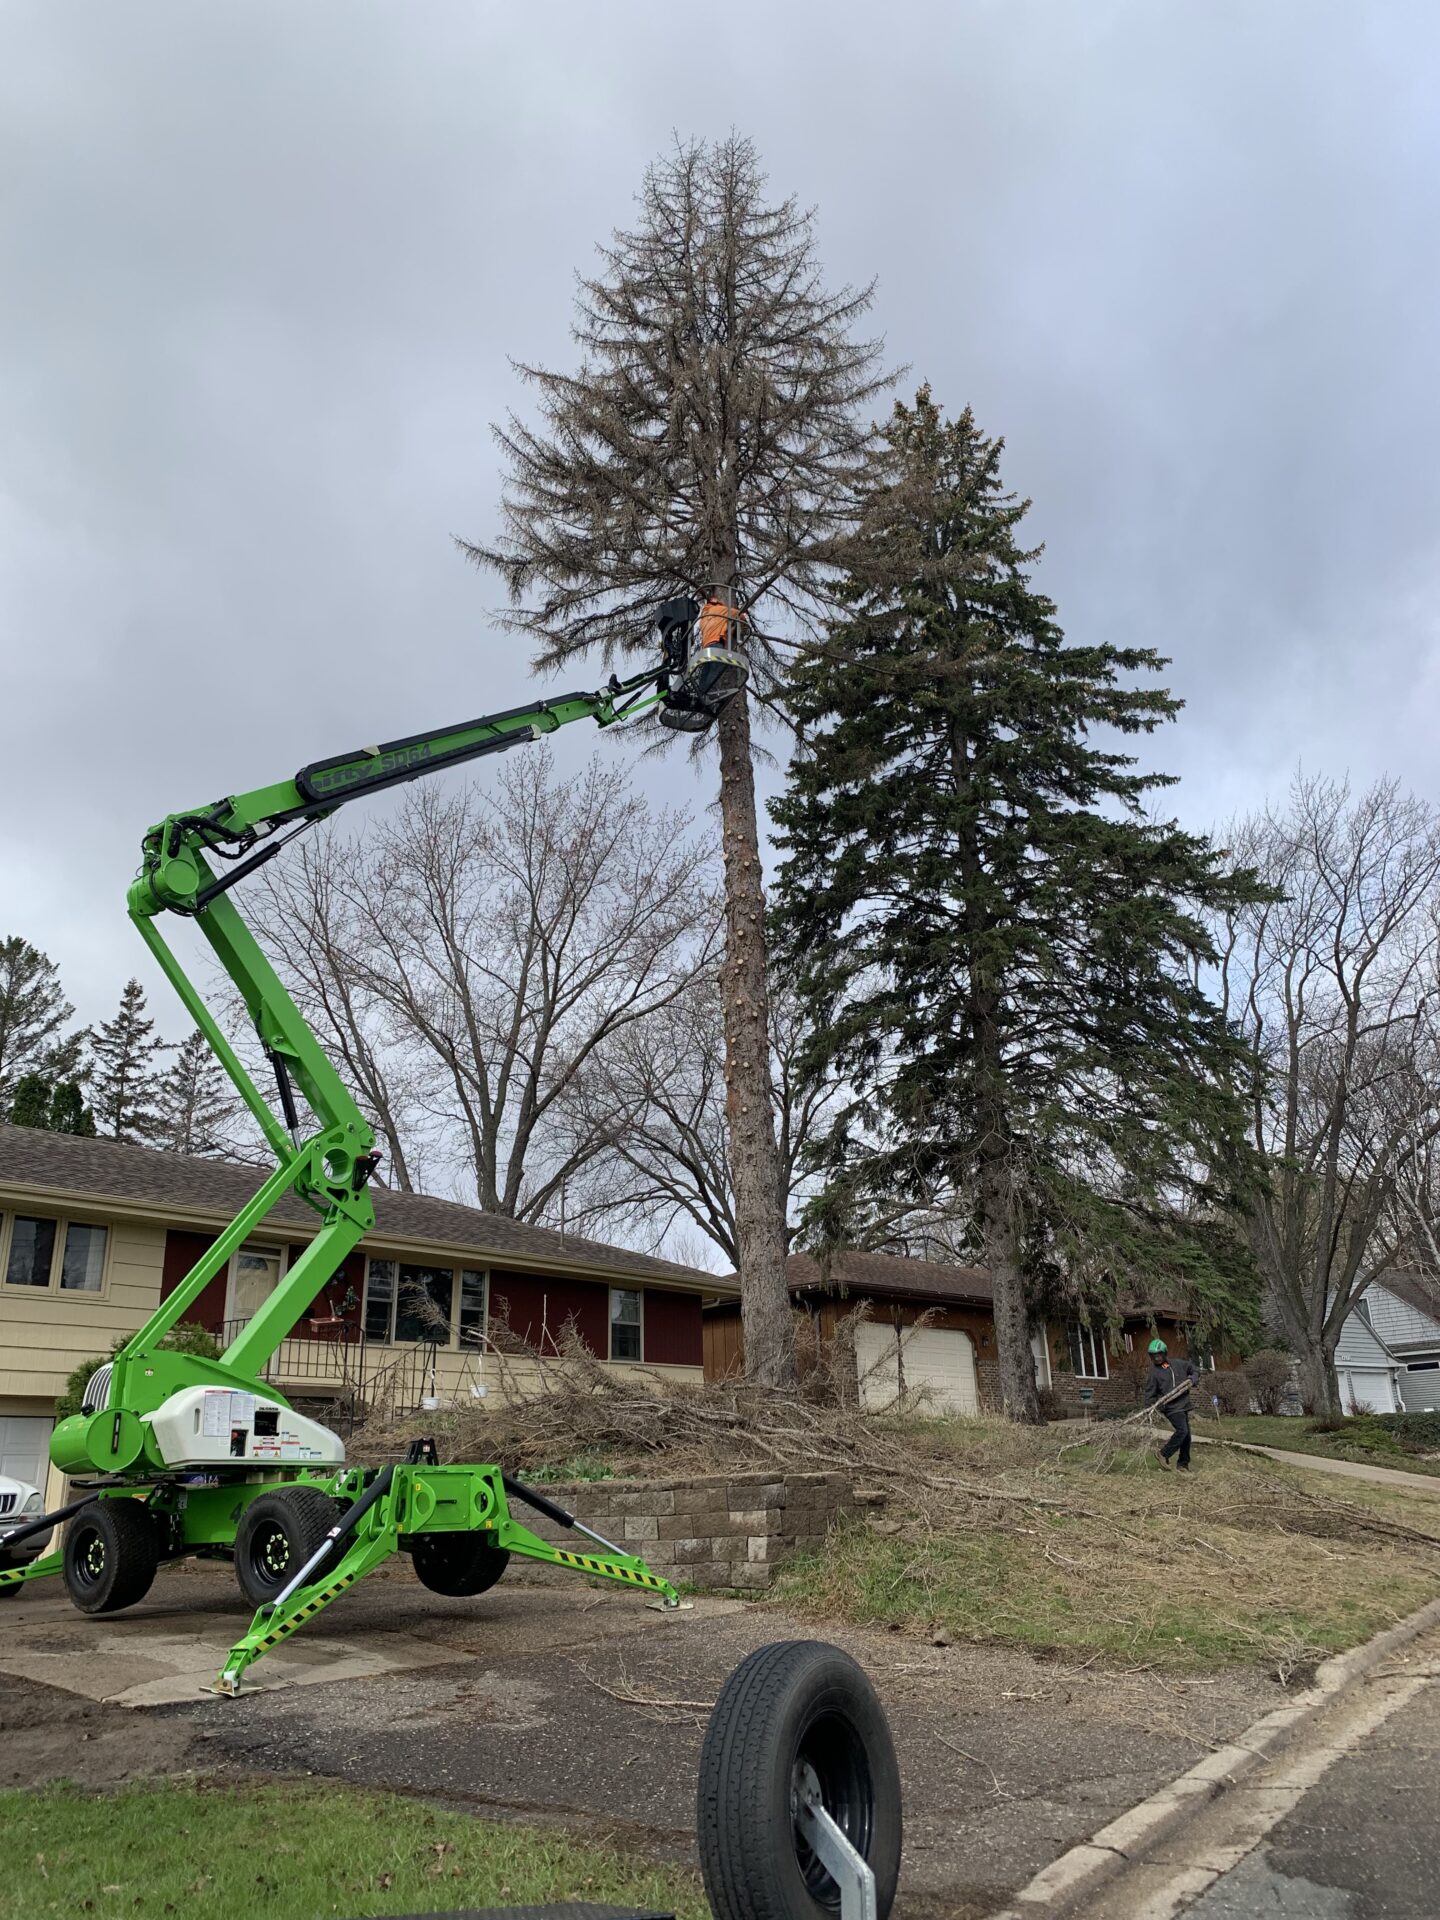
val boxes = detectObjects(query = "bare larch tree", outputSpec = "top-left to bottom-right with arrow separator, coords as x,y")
464,135 -> 889,1385
249,755 -> 719,1220
1215,775 -> 1440,1414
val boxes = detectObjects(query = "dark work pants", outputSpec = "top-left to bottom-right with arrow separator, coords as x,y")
1161,1407 -> 1192,1468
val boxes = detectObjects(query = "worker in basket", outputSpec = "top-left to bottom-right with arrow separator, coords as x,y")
1143,1338 -> 1200,1471
655,594 -> 746,730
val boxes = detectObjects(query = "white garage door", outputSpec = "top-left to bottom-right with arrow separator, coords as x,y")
0,1415 -> 53,1490
855,1323 -> 978,1416
1338,1368 -> 1399,1415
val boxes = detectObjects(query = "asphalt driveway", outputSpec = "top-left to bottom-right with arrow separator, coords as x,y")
1,1558 -> 1278,1920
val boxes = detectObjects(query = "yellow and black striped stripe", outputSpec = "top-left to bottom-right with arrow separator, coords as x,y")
254,1570 -> 360,1649
549,1548 -> 669,1591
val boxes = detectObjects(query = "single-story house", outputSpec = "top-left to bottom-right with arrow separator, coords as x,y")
0,1123 -> 732,1506
1349,1271 -> 1440,1414
702,1248 -> 1234,1415
1328,1303 -> 1404,1414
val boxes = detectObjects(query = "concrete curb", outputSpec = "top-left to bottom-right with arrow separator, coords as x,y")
985,1591 -> 1440,1918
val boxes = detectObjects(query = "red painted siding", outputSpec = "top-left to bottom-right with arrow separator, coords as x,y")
644,1288 -> 702,1367
488,1268 -> 608,1355
286,1244 -> 366,1337
160,1229 -> 226,1332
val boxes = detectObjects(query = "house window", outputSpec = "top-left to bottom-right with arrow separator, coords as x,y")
362,1259 -> 458,1344
364,1260 -> 396,1341
395,1265 -> 454,1344
610,1288 -> 642,1362
458,1269 -> 486,1345
5,1217 -> 56,1287
2,1214 -> 107,1293
1067,1322 -> 1109,1380
60,1224 -> 107,1293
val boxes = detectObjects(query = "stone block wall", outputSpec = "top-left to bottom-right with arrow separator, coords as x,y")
512,1469 -> 856,1591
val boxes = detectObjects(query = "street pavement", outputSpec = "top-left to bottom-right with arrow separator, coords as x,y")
1182,1672 -> 1440,1919
1071,1628 -> 1440,1920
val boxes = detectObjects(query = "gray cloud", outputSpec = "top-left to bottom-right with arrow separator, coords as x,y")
4,0 -> 1439,1031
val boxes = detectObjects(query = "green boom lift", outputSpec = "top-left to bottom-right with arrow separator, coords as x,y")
0,597 -> 745,1694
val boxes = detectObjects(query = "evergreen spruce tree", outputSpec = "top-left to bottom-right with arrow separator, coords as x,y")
153,1029 -> 236,1156
771,391 -> 1263,1419
0,935 -> 82,1107
88,979 -> 168,1143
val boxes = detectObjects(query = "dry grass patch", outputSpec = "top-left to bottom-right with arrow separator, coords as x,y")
361,1346 -> 1440,1679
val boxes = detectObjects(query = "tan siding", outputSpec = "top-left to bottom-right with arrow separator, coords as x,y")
0,1218 -> 165,1400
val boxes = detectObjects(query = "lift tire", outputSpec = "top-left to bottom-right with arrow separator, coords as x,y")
0,1580 -> 21,1598
411,1532 -> 510,1597
63,1499 -> 161,1615
697,1640 -> 902,1920
234,1486 -> 341,1607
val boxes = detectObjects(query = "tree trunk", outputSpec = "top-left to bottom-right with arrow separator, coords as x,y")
714,684 -> 796,1388
1295,1338 -> 1342,1420
979,1134 -> 1040,1422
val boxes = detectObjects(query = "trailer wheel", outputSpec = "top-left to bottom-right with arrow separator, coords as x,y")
234,1486 -> 340,1607
411,1532 -> 510,1596
697,1640 -> 902,1920
64,1499 -> 161,1615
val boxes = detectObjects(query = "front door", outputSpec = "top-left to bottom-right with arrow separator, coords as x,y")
225,1245 -> 283,1331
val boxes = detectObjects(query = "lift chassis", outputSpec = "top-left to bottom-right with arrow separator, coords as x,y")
0,597 -> 744,1691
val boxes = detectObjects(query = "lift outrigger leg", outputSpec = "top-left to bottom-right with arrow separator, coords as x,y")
213,1463 -> 681,1695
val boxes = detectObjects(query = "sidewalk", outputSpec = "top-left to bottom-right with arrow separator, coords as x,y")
1197,1435 -> 1440,1498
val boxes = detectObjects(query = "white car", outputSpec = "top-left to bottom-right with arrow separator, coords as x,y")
0,1473 -> 50,1592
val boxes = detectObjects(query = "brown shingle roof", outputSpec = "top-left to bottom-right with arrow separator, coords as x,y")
712,1246 -> 1190,1319
786,1247 -> 996,1305
0,1123 -> 724,1292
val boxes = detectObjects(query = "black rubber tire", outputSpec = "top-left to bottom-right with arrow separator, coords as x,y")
233,1486 -> 340,1607
411,1532 -> 510,1597
697,1640 -> 902,1920
0,1578 -> 21,1597
63,1500 -> 161,1615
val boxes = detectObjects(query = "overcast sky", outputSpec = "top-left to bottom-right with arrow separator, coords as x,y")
4,0 -> 1439,1044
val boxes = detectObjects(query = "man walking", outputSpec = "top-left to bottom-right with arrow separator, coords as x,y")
1143,1338 -> 1200,1470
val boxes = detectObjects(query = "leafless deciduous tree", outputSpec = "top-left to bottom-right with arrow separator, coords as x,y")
556,971 -> 839,1270
464,135 -> 891,1385
1216,775 -> 1440,1415
249,755 -> 721,1221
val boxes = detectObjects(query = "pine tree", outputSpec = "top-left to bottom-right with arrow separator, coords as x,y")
0,936 -> 81,1107
7,1072 -> 53,1129
49,1079 -> 97,1136
6,1075 -> 97,1128
771,391 -> 1263,1419
88,979 -> 168,1142
153,1029 -> 237,1156
465,137 -> 890,1387
6,1070 -> 95,1134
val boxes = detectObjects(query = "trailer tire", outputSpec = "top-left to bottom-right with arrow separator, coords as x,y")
63,1499 -> 161,1615
411,1532 -> 510,1597
234,1486 -> 340,1607
697,1640 -> 901,1920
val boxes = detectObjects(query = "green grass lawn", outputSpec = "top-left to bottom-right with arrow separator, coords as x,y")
3,1779 -> 705,1920
1208,1413 -> 1440,1476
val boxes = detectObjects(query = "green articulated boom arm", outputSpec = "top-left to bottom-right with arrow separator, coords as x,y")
49,597 -> 746,1482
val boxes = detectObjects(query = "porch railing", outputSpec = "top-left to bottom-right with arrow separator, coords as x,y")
213,1318 -> 444,1432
